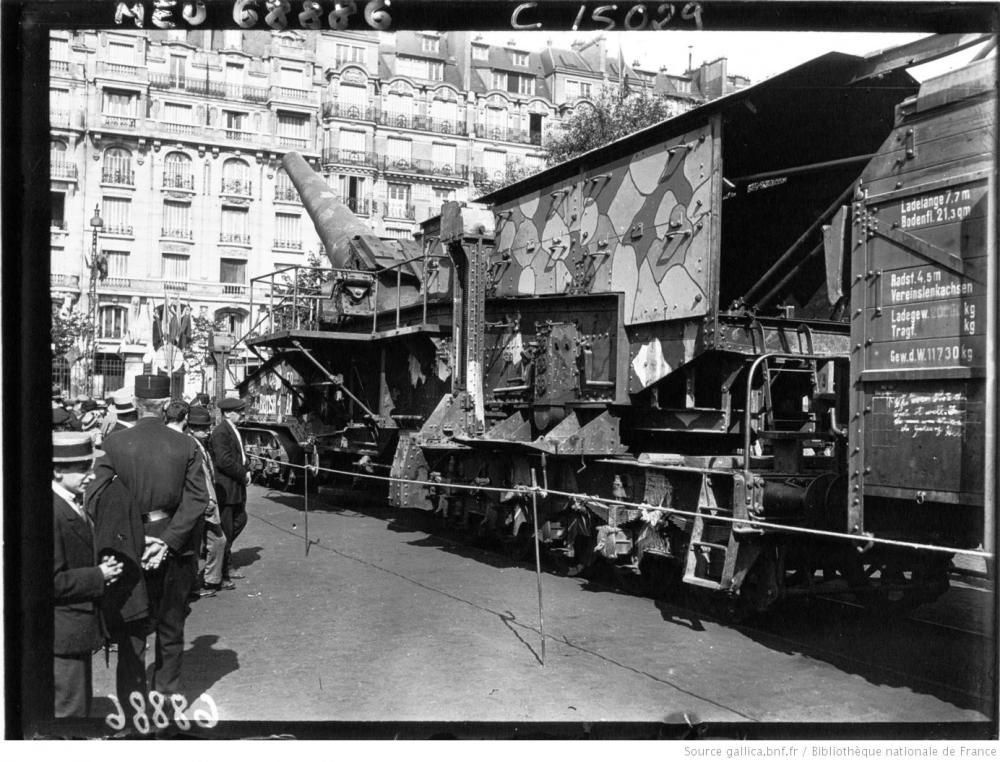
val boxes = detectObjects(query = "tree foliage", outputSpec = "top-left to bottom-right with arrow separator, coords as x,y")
51,304 -> 91,359
543,85 -> 680,166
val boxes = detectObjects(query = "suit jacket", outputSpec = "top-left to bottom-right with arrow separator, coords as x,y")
210,420 -> 247,506
53,493 -> 105,655
87,475 -> 149,628
89,416 -> 208,556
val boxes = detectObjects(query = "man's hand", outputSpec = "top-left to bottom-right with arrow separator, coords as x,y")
245,472 -> 252,486
142,536 -> 168,570
99,555 -> 124,583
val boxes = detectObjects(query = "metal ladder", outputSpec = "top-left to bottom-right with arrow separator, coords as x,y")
683,474 -> 739,590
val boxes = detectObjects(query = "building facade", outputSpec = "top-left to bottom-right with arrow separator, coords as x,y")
49,29 -> 747,398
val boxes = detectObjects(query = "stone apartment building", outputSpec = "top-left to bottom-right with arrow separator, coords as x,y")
49,28 -> 747,398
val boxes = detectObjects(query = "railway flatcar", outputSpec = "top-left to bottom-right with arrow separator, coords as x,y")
242,35 -> 996,616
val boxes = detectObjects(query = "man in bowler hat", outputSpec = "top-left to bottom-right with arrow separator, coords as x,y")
210,397 -> 250,587
86,374 -> 208,712
52,432 -> 123,717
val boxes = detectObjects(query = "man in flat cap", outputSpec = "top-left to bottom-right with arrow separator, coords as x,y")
210,397 -> 250,588
86,374 -> 208,718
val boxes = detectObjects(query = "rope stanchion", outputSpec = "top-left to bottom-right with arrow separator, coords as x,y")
304,460 -> 310,557
529,468 -> 545,666
250,455 -> 994,561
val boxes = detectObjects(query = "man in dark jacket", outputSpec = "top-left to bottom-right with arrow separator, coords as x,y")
52,432 -> 122,717
209,397 -> 250,588
87,374 -> 208,710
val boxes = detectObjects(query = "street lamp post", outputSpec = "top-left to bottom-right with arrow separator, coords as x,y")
86,205 -> 104,397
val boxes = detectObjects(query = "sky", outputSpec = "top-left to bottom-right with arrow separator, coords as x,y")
479,30 -> 992,83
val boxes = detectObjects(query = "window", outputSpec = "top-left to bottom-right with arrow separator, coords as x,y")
472,45 -> 489,61
103,90 -> 137,117
50,36 -> 69,61
421,36 -> 440,53
385,92 -> 413,119
432,98 -> 458,124
163,151 -> 192,188
225,62 -> 243,86
50,87 -> 70,111
338,83 -> 366,109
104,250 -> 129,278
280,66 -> 303,88
102,196 -> 132,234
396,56 -> 442,81
224,110 -> 247,137
491,72 -> 507,90
169,54 -> 185,84
163,102 -> 192,125
275,168 -> 297,201
161,253 -> 189,280
220,207 -> 249,243
98,306 -> 128,340
278,112 -> 309,142
336,43 -> 365,65
103,147 -> 133,184
50,139 -> 69,176
482,148 -> 507,179
566,79 -> 592,100
162,200 -> 191,238
220,259 -> 247,284
524,154 -> 545,172
386,183 -> 411,218
221,158 -> 251,194
107,40 -> 135,65
432,187 -> 455,204
338,176 -> 368,212
485,107 -> 506,139
386,137 -> 412,164
52,191 -> 66,228
339,129 -> 366,154
274,213 -> 301,249
512,51 -> 528,67
216,307 -> 246,334
431,143 -> 456,170
517,76 -> 536,96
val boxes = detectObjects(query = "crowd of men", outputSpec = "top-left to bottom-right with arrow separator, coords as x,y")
50,375 -> 251,731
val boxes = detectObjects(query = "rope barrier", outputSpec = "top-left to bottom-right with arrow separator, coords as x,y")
249,453 -> 994,561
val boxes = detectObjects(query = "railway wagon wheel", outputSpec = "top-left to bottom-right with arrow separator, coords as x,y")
841,548 -> 951,615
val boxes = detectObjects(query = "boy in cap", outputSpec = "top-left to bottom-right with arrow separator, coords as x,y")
210,397 -> 251,587
52,432 -> 123,718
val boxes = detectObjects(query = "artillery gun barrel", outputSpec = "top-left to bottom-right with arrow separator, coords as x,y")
282,151 -> 383,270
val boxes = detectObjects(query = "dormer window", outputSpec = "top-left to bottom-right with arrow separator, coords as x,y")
421,35 -> 440,53
472,45 -> 488,61
512,52 -> 528,67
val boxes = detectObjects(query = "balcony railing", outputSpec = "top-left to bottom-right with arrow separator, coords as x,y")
103,114 -> 138,129
104,224 -> 134,236
51,159 -> 78,180
224,128 -> 256,143
380,111 -> 416,130
162,172 -> 195,191
472,124 -> 545,145
163,280 -> 188,291
102,277 -> 132,288
383,203 -> 416,220
427,117 -> 467,136
322,101 -> 377,121
343,197 -> 373,216
274,186 -> 300,202
161,121 -> 198,136
220,178 -> 252,195
276,135 -> 310,150
220,232 -> 251,244
51,59 -> 70,74
222,284 -> 247,295
321,148 -> 376,168
272,239 -> 303,250
271,86 -> 315,103
50,110 -> 71,128
51,273 -> 79,289
102,168 -> 135,185
98,61 -> 145,78
243,85 -> 269,103
51,219 -> 67,230
150,72 -> 225,97
382,157 -> 469,180
161,228 -> 193,240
